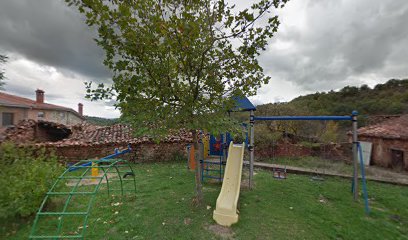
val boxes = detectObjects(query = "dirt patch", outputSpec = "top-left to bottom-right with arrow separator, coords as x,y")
240,178 -> 252,190
184,218 -> 192,225
365,166 -> 408,183
207,224 -> 235,239
66,173 -> 117,186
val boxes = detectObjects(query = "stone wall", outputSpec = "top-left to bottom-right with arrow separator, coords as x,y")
359,136 -> 408,170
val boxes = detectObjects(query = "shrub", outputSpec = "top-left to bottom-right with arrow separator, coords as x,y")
0,142 -> 64,219
254,124 -> 281,147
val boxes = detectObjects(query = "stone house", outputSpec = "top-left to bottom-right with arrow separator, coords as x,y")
358,115 -> 408,171
0,89 -> 84,133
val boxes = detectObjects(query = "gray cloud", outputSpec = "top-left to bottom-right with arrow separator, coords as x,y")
1,0 -> 408,117
0,0 -> 111,81
260,0 -> 408,93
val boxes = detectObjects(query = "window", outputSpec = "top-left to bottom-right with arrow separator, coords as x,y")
2,112 -> 14,126
59,112 -> 65,118
391,149 -> 404,170
38,112 -> 45,118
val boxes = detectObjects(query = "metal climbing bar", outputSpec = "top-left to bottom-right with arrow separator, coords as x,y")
29,235 -> 83,239
68,145 -> 132,172
37,212 -> 88,216
29,158 -> 136,239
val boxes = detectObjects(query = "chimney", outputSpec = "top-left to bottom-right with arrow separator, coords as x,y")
78,103 -> 83,116
35,89 -> 44,103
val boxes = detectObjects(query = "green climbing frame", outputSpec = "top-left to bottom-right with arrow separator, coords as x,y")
29,159 -> 136,239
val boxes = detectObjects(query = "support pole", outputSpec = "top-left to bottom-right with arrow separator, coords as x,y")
249,110 -> 255,189
352,111 -> 359,201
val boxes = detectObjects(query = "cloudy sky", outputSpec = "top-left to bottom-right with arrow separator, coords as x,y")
0,0 -> 407,118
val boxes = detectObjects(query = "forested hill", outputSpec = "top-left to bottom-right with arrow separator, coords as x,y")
252,78 -> 408,142
84,116 -> 120,126
288,78 -> 408,116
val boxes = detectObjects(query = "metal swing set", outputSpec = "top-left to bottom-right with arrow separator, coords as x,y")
247,110 -> 370,214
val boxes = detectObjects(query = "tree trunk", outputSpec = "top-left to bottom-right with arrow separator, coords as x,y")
191,129 -> 203,205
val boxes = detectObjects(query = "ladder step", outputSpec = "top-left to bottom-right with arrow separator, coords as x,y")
37,211 -> 88,216
47,192 -> 95,195
59,176 -> 103,179
109,188 -> 136,191
203,176 -> 224,179
29,235 -> 83,239
107,179 -> 135,182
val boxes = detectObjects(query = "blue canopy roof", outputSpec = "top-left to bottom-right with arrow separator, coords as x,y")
231,96 -> 256,112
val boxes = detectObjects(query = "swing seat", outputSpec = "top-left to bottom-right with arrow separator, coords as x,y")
272,167 -> 287,179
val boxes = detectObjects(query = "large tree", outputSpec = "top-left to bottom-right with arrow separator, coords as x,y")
0,54 -> 6,89
67,0 -> 288,203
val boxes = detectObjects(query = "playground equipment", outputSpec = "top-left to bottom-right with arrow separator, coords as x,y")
186,131 -> 230,182
272,166 -> 287,179
200,133 -> 230,182
29,146 -> 136,239
248,111 -> 370,214
213,142 -> 245,226
357,142 -> 370,214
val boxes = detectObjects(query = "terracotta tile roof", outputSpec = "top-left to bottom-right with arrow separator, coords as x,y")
1,117 -> 193,147
2,119 -> 71,143
0,91 -> 83,119
53,124 -> 192,146
358,115 -> 408,140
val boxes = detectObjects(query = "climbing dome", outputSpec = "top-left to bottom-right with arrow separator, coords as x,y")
29,159 -> 136,239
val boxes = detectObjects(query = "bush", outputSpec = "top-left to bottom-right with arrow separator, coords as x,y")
254,124 -> 281,147
0,142 -> 64,219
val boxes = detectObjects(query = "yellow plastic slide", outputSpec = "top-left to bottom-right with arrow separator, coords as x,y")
213,142 -> 245,226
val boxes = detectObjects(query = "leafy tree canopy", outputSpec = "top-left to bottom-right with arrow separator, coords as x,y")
67,0 -> 288,137
291,78 -> 408,116
0,54 -> 7,89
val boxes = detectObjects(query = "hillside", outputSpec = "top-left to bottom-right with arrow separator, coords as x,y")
290,78 -> 408,116
254,78 -> 408,143
84,116 -> 120,126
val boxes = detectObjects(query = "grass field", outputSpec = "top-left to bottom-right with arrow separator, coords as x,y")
1,161 -> 407,239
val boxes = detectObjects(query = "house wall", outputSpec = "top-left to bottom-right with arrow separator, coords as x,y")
0,106 -> 28,131
27,109 -> 83,125
359,136 -> 408,170
1,106 -> 83,136
66,112 -> 83,125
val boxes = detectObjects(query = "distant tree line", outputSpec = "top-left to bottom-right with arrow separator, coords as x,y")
253,78 -> 408,144
0,54 -> 6,89
84,116 -> 120,126
290,78 -> 408,116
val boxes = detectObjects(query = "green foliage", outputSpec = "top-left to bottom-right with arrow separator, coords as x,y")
291,78 -> 408,116
319,121 -> 339,143
84,115 -> 120,126
257,102 -> 311,136
0,143 -> 64,219
66,0 -> 288,138
0,54 -> 6,89
254,124 -> 281,146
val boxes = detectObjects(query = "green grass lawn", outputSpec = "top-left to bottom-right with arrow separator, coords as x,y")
1,161 -> 407,239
